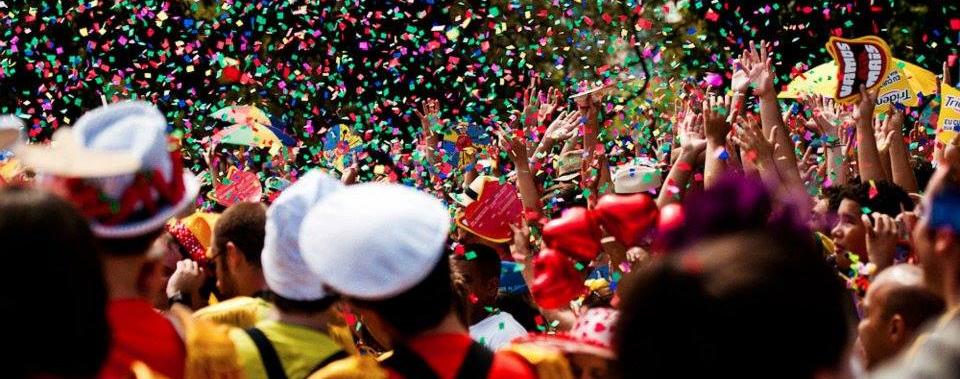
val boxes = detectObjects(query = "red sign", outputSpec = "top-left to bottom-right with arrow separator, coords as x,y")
455,180 -> 523,243
215,168 -> 262,206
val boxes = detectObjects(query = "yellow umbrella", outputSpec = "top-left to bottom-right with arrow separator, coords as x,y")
779,58 -> 937,112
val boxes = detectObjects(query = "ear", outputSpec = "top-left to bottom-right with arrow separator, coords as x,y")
225,241 -> 242,269
888,314 -> 907,346
486,277 -> 500,296
934,229 -> 958,257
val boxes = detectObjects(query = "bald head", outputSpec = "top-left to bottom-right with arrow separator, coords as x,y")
859,264 -> 945,369
870,265 -> 943,328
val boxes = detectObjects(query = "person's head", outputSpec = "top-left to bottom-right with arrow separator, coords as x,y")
211,202 -> 267,299
450,243 -> 501,324
516,307 -> 619,379
300,181 -> 452,343
262,170 -> 346,316
16,101 -> 199,257
616,229 -> 851,379
830,181 -> 911,261
911,166 -> 960,301
0,186 -> 109,378
857,264 -> 944,370
353,255 -> 456,341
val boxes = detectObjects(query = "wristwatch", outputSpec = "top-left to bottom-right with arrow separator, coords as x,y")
168,291 -> 192,307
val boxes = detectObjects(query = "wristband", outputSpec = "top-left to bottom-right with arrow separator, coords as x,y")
168,291 -> 192,307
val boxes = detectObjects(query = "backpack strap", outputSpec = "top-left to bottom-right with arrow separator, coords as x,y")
382,344 -> 442,379
454,341 -> 495,379
309,350 -> 349,374
244,327 -> 288,379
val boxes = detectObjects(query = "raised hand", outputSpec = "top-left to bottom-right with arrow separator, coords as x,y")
703,94 -> 733,144
730,51 -> 752,94
862,212 -> 899,272
679,112 -> 707,154
855,84 -> 880,122
544,110 -> 582,142
731,114 -> 775,164
742,40 -> 775,96
521,76 -> 541,129
414,98 -> 442,143
803,94 -> 842,138
538,87 -> 562,125
497,120 -> 529,165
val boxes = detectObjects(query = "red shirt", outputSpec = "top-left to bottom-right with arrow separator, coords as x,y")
387,333 -> 536,379
101,299 -> 185,379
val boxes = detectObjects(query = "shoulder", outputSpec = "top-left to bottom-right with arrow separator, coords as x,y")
498,312 -> 528,333
194,296 -> 272,328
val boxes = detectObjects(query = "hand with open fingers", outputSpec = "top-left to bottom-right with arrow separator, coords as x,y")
166,259 -> 206,299
703,94 -> 733,144
414,98 -> 443,146
803,94 -> 841,137
679,113 -> 707,154
545,110 -> 582,142
874,115 -> 894,153
497,125 -> 528,164
743,40 -> 775,96
538,87 -> 562,125
731,115 -> 775,163
521,76 -> 541,129
730,51 -> 752,94
862,212 -> 899,272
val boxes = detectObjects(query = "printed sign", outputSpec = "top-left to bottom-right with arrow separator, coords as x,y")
214,168 -> 263,206
874,69 -> 914,113
938,84 -> 960,146
455,180 -> 523,243
321,124 -> 363,173
826,36 -> 893,104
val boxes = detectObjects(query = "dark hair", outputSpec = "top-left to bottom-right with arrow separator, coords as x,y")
496,291 -> 542,332
656,174 -> 809,253
0,187 -> 109,377
273,294 -> 339,314
615,229 -> 850,379
913,157 -> 935,191
214,202 -> 267,267
881,286 -> 944,332
450,243 -> 501,282
836,180 -> 913,216
353,255 -> 456,339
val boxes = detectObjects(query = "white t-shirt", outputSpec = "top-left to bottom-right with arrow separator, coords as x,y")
469,311 -> 528,351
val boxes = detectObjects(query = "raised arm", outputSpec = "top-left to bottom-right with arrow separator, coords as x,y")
657,111 -> 706,207
883,109 -> 919,192
703,94 -> 733,188
499,124 -> 542,212
854,85 -> 884,182
413,98 -> 443,166
745,41 -> 803,188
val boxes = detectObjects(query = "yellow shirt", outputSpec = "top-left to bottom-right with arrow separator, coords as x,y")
229,319 -> 344,379
194,296 -> 273,329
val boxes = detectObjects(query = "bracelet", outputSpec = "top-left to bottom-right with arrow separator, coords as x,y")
168,291 -> 192,307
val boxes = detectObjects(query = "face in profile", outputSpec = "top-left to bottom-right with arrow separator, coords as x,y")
831,198 -> 868,269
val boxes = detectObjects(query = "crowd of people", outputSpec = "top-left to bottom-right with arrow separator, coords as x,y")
3,37 -> 960,379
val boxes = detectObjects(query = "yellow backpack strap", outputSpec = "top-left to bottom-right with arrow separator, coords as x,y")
307,355 -> 388,379
502,342 -> 575,379
169,305 -> 246,379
